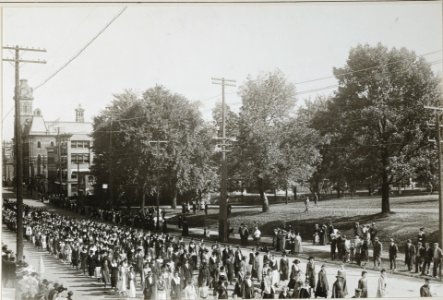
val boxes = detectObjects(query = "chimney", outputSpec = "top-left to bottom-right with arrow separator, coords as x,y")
75,104 -> 85,123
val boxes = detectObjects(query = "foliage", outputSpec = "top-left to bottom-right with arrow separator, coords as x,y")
237,70 -> 322,212
310,44 -> 441,212
91,86 -> 218,209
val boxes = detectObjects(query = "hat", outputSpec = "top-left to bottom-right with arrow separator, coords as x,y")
407,239 -> 412,243
293,259 -> 300,264
282,251 -> 287,256
420,227 -> 425,230
336,270 -> 345,279
68,291 -> 74,296
355,289 -> 362,293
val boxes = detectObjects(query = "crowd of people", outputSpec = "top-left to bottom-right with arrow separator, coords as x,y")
2,197 -> 438,299
2,242 -> 74,300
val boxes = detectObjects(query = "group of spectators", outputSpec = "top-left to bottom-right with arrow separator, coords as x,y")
2,242 -> 74,300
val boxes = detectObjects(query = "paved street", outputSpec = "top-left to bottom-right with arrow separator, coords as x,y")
3,195 -> 443,299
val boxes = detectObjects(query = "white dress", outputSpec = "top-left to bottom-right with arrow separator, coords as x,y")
128,272 -> 136,298
41,235 -> 47,250
117,265 -> 128,293
184,285 -> 197,300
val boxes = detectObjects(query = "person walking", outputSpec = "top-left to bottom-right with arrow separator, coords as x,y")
423,243 -> 433,276
432,242 -> 442,278
279,252 -> 289,282
357,271 -> 368,298
405,239 -> 416,272
143,271 -> 156,300
306,256 -> 316,296
376,269 -> 388,298
253,227 -> 261,248
373,237 -> 382,268
416,242 -> 425,274
388,239 -> 398,271
128,266 -> 137,298
110,258 -> 119,291
331,270 -> 347,298
315,264 -> 329,298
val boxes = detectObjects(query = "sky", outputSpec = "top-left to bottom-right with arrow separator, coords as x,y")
1,2 -> 442,140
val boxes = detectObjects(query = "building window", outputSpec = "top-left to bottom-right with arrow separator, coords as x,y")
71,140 -> 90,149
37,141 -> 41,148
71,153 -> 90,164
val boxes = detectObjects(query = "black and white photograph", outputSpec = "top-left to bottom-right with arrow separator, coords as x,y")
1,1 -> 442,299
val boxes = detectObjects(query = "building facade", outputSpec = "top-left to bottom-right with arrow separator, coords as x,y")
19,79 -> 95,197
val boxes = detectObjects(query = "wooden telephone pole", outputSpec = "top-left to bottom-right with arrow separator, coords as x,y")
425,106 -> 443,249
212,77 -> 236,243
2,45 -> 46,260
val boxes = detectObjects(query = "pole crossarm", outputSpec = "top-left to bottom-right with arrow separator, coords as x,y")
3,46 -> 47,52
3,58 -> 46,64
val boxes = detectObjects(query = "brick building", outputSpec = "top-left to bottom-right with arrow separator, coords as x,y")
18,79 -> 95,197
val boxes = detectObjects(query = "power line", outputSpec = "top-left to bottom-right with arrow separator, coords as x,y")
34,6 -> 127,91
293,49 -> 442,86
295,58 -> 443,97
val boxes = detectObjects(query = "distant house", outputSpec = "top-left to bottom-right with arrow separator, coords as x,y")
18,79 -> 95,197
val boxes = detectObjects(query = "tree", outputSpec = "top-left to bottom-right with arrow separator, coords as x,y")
314,44 -> 440,213
237,70 -> 296,212
276,109 -> 322,203
92,86 -> 218,210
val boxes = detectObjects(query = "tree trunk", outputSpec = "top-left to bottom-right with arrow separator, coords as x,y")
258,178 -> 269,212
285,187 -> 288,204
171,187 -> 177,209
140,187 -> 145,215
381,170 -> 391,213
336,187 -> 341,198
274,189 -> 277,203
293,186 -> 297,201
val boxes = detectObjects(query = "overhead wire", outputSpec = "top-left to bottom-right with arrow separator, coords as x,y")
293,49 -> 442,86
34,6 -> 127,91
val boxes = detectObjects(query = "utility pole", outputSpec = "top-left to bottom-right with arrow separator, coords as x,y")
149,140 -> 168,230
109,117 -> 113,209
57,127 -> 63,196
212,77 -> 236,242
2,45 -> 46,260
150,141 -> 168,230
425,105 -> 443,280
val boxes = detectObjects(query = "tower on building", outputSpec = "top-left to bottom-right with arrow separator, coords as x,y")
18,79 -> 34,129
75,104 -> 85,123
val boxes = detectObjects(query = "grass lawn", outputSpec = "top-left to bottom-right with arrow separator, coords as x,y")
170,194 -> 439,251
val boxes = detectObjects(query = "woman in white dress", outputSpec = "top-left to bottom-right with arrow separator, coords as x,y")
183,279 -> 198,300
156,274 -> 168,300
117,260 -> 128,295
41,233 -> 47,251
295,233 -> 303,254
64,243 -> 72,264
128,266 -> 136,298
